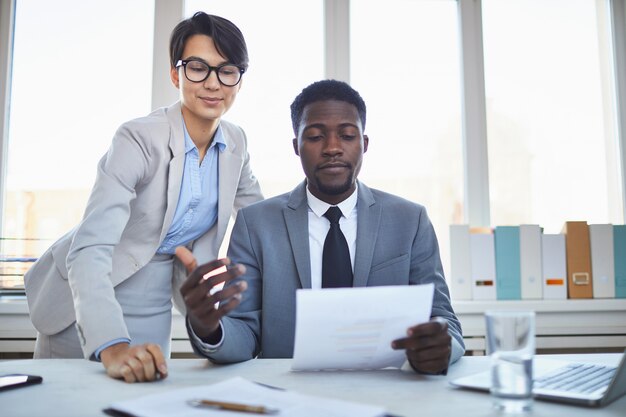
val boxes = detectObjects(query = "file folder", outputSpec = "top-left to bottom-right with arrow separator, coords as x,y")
589,224 -> 615,298
494,226 -> 521,300
519,224 -> 543,299
614,225 -> 626,298
449,225 -> 472,300
470,231 -> 496,300
541,233 -> 567,299
562,221 -> 593,298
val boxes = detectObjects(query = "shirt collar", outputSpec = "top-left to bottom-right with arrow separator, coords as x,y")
306,183 -> 359,219
182,121 -> 227,154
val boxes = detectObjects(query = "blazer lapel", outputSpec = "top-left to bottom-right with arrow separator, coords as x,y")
159,102 -> 186,243
284,181 -> 312,289
216,135 -> 243,250
353,182 -> 381,287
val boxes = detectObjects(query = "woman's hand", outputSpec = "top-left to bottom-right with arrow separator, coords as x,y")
100,342 -> 167,383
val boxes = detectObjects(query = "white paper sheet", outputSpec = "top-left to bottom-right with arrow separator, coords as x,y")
291,284 -> 435,371
107,377 -> 385,417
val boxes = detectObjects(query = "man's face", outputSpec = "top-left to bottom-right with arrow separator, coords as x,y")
292,99 -> 368,205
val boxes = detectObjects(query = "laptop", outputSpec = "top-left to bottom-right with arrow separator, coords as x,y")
450,351 -> 626,407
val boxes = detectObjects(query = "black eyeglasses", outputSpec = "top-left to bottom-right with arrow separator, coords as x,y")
176,59 -> 245,87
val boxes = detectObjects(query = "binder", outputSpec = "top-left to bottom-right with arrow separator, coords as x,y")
589,224 -> 615,298
449,225 -> 472,300
561,221 -> 593,298
519,224 -> 543,299
614,225 -> 626,298
494,226 -> 521,300
470,231 -> 496,300
541,233 -> 567,299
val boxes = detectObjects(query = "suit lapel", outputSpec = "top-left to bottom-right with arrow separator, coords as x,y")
353,182 -> 381,287
159,102 -> 186,243
284,182 -> 312,289
216,131 -> 242,250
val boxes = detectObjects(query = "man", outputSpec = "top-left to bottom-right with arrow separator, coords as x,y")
177,79 -> 464,374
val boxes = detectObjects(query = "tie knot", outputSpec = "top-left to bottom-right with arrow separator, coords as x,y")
324,206 -> 343,224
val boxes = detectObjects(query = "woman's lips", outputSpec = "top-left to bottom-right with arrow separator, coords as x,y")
200,97 -> 222,105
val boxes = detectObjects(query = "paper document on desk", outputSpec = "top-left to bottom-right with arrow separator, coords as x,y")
292,284 -> 434,371
106,376 -> 385,417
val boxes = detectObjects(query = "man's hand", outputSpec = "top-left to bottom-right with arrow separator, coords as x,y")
175,247 -> 247,342
100,342 -> 167,383
391,317 -> 452,374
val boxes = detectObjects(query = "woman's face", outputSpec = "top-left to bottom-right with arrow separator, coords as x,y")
170,34 -> 242,128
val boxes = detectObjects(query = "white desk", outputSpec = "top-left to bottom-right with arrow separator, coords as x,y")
1,354 -> 624,417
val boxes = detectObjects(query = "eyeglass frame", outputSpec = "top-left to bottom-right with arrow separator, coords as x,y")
175,59 -> 246,87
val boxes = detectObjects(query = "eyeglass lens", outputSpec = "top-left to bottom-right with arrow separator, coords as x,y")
184,60 -> 241,86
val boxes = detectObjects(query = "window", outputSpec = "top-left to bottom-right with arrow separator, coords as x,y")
350,0 -> 464,276
2,0 -> 626,293
1,0 -> 154,289
482,0 -> 623,232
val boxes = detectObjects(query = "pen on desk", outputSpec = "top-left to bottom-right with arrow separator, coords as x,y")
187,399 -> 280,414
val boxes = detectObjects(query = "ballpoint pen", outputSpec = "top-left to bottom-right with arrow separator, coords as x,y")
187,399 -> 280,415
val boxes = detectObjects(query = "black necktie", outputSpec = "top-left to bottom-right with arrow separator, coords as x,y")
322,206 -> 353,288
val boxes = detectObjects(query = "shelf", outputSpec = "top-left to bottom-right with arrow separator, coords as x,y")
453,298 -> 626,353
452,298 -> 626,313
0,297 -> 193,355
1,297 -> 625,355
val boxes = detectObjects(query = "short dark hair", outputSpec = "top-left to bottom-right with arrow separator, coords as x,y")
169,12 -> 248,70
290,79 -> 366,135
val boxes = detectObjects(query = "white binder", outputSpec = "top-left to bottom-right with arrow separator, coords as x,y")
519,224 -> 543,299
589,224 -> 615,298
449,225 -> 472,300
541,234 -> 567,299
470,233 -> 496,300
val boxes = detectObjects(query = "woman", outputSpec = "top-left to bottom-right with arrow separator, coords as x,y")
24,12 -> 262,383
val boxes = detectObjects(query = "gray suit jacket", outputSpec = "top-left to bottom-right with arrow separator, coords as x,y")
194,181 -> 465,366
24,102 -> 263,358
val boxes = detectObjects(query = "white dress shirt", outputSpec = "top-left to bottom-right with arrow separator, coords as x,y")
305,186 -> 358,289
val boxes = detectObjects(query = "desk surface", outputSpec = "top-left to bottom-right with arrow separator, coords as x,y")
1,354 -> 625,417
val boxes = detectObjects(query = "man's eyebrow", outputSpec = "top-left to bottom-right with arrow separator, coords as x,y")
303,123 -> 327,131
304,122 -> 359,130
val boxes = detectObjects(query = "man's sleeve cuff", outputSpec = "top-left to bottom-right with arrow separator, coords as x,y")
449,333 -> 465,364
187,317 -> 225,355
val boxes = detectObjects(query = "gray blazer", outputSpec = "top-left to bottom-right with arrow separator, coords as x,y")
195,181 -> 465,365
24,102 -> 263,358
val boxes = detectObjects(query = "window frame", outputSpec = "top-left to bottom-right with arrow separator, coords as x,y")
611,0 -> 626,222
0,0 -> 15,235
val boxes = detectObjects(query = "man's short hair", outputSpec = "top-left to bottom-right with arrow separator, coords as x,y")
169,12 -> 248,70
290,79 -> 367,135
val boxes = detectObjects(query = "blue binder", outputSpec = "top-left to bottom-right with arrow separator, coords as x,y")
614,225 -> 626,298
494,226 -> 521,300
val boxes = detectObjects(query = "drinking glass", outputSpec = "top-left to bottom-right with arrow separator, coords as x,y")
485,310 -> 535,413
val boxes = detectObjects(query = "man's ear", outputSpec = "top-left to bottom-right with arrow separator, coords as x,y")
292,138 -> 299,156
363,135 -> 369,153
170,66 -> 180,89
